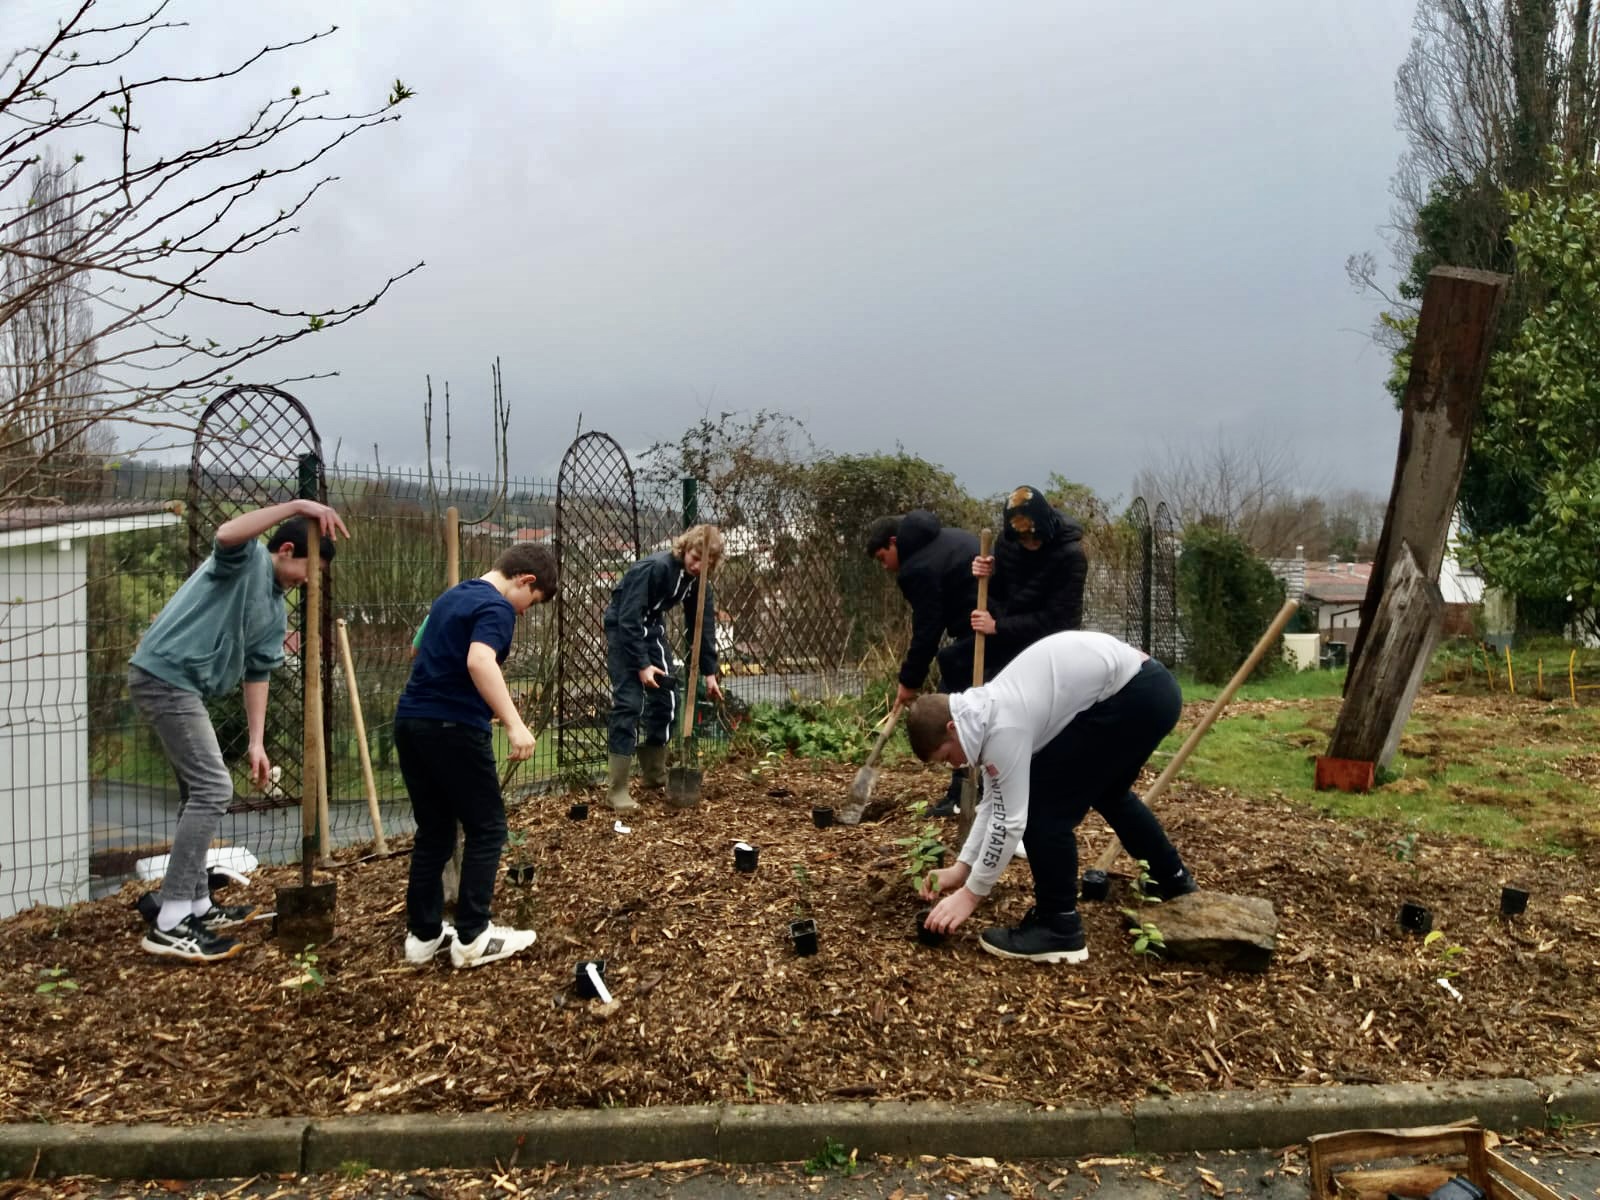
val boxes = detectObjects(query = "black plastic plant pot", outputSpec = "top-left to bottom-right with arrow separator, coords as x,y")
734,841 -> 760,872
574,959 -> 608,999
568,802 -> 589,821
1500,886 -> 1529,917
916,908 -> 946,948
506,864 -> 536,886
789,918 -> 819,957
1398,901 -> 1433,935
811,806 -> 834,829
1080,868 -> 1110,902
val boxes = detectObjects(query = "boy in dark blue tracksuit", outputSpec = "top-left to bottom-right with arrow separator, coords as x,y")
603,524 -> 723,811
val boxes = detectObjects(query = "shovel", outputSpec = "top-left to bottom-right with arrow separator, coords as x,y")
840,701 -> 903,825
666,528 -> 715,809
954,528 -> 994,845
275,523 -> 337,949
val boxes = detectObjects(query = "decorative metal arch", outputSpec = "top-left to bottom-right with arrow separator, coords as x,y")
554,432 -> 641,769
186,386 -> 329,824
1151,501 -> 1180,666
1123,496 -> 1152,652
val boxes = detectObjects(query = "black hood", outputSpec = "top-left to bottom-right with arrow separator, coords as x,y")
1003,486 -> 1082,545
895,509 -> 943,561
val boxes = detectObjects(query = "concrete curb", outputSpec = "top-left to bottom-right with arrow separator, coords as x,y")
1,1075 -> 1590,1180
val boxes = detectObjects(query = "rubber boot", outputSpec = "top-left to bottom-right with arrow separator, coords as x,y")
637,744 -> 669,790
606,753 -> 639,812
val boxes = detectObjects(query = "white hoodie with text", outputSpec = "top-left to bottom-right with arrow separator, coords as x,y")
950,631 -> 1147,897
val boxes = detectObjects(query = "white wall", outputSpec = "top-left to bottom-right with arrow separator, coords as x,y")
1,538 -> 90,918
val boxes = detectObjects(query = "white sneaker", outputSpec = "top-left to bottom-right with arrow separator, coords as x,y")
1013,841 -> 1028,860
404,922 -> 457,965
450,923 -> 536,969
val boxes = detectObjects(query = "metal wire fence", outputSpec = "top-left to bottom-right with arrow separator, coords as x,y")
2,438 -> 1182,917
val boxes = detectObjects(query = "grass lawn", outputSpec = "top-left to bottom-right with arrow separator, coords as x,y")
1163,663 -> 1600,854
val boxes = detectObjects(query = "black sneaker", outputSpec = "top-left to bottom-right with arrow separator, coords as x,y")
196,902 -> 269,931
140,916 -> 245,963
979,907 -> 1089,964
1152,868 -> 1198,901
927,795 -> 961,818
135,890 -> 269,930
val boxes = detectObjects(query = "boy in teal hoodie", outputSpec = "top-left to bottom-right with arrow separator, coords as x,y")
129,499 -> 348,962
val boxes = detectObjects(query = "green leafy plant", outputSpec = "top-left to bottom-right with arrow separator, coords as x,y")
35,965 -> 79,995
337,1161 -> 370,1181
895,800 -> 946,893
292,945 -> 326,993
803,1136 -> 858,1176
1121,911 -> 1166,957
1422,930 -> 1466,978
1386,830 -> 1419,863
1129,858 -> 1159,904
506,828 -> 527,848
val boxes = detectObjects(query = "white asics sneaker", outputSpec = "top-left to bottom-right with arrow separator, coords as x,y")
450,923 -> 536,969
404,922 -> 457,965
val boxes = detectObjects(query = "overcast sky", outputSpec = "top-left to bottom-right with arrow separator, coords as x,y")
8,0 -> 1417,504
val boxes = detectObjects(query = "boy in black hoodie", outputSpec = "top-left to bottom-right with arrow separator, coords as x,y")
602,524 -> 724,811
865,509 -> 979,816
970,485 -> 1089,674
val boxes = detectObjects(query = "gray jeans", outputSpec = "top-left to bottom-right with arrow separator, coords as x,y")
127,665 -> 236,904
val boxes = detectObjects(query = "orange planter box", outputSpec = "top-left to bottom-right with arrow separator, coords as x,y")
1314,755 -> 1375,793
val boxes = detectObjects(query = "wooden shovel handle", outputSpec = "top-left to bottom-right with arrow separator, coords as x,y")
679,526 -> 714,746
1091,597 -> 1299,873
335,618 -> 388,854
863,701 -> 903,768
972,527 -> 994,687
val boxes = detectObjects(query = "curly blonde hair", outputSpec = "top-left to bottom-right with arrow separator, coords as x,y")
672,523 -> 725,568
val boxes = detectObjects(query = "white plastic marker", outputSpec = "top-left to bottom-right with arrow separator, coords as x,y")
734,840 -> 754,851
613,820 -> 632,835
1436,977 -> 1464,1002
585,962 -> 613,1005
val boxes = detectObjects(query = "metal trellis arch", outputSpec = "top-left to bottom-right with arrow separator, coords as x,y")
554,432 -> 641,770
187,385 -> 329,823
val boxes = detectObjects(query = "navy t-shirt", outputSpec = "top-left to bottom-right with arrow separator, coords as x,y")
396,579 -> 516,729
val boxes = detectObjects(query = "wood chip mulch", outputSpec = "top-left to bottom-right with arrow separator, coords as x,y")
4,730 -> 1598,1126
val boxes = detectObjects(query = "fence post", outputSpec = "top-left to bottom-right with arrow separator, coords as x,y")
1140,521 -> 1154,654
681,477 -> 697,529
445,505 -> 460,587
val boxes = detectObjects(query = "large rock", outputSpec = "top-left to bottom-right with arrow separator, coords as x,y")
1128,891 -> 1277,972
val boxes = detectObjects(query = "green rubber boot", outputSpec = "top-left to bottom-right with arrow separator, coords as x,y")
637,744 -> 669,789
607,753 -> 639,812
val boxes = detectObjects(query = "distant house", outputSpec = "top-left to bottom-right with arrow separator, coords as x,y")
1303,560 -> 1373,645
506,526 -> 552,544
1,501 -> 184,918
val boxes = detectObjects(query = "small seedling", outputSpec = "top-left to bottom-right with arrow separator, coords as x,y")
803,1136 -> 858,1176
337,1161 -> 370,1181
1130,858 -> 1159,904
1422,929 -> 1465,978
292,945 -> 325,992
790,863 -> 814,918
506,828 -> 527,848
896,800 -> 946,893
1548,1111 -> 1579,1133
1121,910 -> 1166,957
1386,830 -> 1419,863
35,965 -> 79,995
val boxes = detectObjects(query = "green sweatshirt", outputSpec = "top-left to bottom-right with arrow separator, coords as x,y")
130,538 -> 288,697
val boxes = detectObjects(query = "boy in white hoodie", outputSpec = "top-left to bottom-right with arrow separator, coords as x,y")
905,630 -> 1196,963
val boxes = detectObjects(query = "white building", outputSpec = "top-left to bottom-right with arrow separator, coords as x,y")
1,502 -> 183,918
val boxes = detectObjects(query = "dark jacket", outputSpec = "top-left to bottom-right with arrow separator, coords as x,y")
603,550 -> 718,678
894,510 -> 979,690
987,492 -> 1087,667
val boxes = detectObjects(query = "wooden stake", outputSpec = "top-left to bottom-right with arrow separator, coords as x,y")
336,618 -> 389,854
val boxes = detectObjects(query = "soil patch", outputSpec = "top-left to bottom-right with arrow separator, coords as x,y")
3,755 -> 1598,1125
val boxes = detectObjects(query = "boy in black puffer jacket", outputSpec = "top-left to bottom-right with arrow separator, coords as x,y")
970,485 -> 1089,676
865,509 -> 979,816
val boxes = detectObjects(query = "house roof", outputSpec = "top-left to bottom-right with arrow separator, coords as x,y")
0,500 -> 184,551
0,500 -> 183,532
1303,561 -> 1372,606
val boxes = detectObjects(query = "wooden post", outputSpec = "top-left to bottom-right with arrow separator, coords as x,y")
1347,267 -> 1509,681
1326,543 -> 1443,770
336,618 -> 389,854
445,505 -> 461,587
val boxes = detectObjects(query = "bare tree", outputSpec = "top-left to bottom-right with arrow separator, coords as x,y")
1132,433 -> 1333,556
1,1 -> 423,503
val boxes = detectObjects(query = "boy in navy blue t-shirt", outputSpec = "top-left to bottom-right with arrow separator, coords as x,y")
396,543 -> 558,968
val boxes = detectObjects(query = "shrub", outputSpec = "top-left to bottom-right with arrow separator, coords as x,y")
1177,526 -> 1285,684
